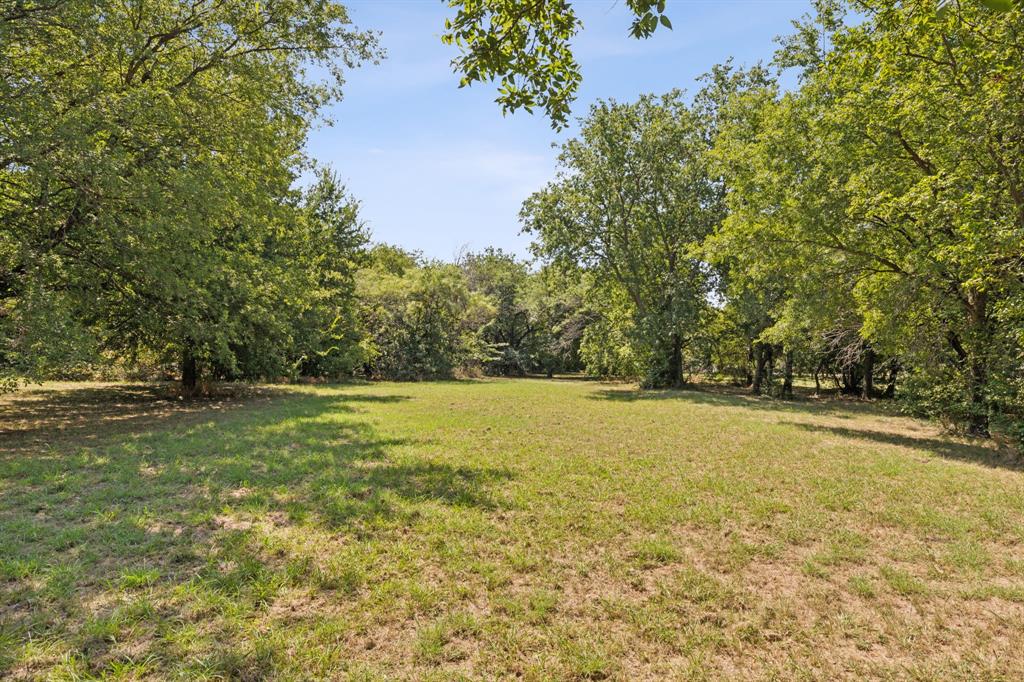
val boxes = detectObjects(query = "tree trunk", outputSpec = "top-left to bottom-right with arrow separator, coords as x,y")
752,343 -> 771,396
862,348 -> 875,399
841,364 -> 862,396
813,360 -> 822,395
882,361 -> 898,399
667,332 -> 683,389
745,344 -> 754,387
181,345 -> 198,398
956,289 -> 991,437
781,350 -> 794,399
967,355 -> 990,437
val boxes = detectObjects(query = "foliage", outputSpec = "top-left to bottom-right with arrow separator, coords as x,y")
0,0 -> 379,392
522,91 -> 723,386
442,0 -> 671,129
440,0 -> 1017,129
461,248 -> 536,375
708,0 -> 1024,434
357,246 -> 495,380
521,264 -> 592,376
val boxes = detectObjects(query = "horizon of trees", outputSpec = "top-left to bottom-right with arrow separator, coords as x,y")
2,0 -> 1021,445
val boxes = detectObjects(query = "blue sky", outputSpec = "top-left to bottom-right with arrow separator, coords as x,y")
308,0 -> 813,260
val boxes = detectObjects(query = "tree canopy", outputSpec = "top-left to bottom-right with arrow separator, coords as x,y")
1,0 -> 379,393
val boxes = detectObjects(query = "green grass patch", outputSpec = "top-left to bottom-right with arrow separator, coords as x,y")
1,379 -> 1023,679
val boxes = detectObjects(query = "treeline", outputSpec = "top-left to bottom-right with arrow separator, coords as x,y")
2,1 -> 1022,444
522,1 -> 1024,441
354,245 -> 589,381
0,1 -> 589,394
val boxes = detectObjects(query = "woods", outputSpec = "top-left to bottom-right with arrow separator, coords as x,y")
2,0 -> 1022,444
521,0 -> 1024,442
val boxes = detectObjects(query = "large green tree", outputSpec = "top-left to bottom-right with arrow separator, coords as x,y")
522,91 -> 723,387
714,0 -> 1024,435
1,0 -> 378,393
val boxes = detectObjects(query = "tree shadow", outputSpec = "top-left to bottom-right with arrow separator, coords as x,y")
588,384 -> 881,418
0,385 -> 413,455
587,384 -> 1019,471
519,373 -> 605,382
0,385 -> 509,678
782,421 -> 1021,471
0,383 -> 277,453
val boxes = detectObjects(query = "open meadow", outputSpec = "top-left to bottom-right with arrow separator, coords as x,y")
1,379 -> 1023,680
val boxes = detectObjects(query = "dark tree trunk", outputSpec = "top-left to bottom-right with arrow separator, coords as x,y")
745,344 -> 754,387
862,348 -> 875,399
813,360 -> 822,395
882,361 -> 899,399
949,290 -> 992,437
967,291 -> 991,437
181,345 -> 198,398
781,350 -> 794,399
967,355 -> 990,437
667,332 -> 683,389
840,364 -> 862,396
752,343 -> 772,395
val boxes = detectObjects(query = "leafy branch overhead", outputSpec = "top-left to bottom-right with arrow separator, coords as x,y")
444,0 -> 1017,129
940,0 -> 1023,11
442,0 -> 670,129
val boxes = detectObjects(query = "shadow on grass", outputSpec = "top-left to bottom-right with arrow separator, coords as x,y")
589,385 -> 1019,471
0,384 -> 416,453
588,384 -> 879,417
782,421 -> 1021,471
0,385 -> 511,678
0,383 -> 274,452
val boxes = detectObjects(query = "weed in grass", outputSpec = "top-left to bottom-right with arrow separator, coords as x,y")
558,634 -> 618,681
631,537 -> 681,567
943,539 -> 992,573
848,574 -> 877,599
119,567 -> 160,590
414,612 -> 479,664
801,558 -> 829,579
880,565 -> 928,596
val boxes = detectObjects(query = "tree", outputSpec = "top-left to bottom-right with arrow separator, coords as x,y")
522,264 -> 591,377
522,91 -> 723,387
461,248 -> 536,375
263,170 -> 369,382
1,0 -> 379,394
357,247 -> 495,380
442,0 -> 671,129
714,0 -> 1024,435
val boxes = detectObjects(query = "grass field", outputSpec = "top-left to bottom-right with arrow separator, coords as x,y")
2,379 -> 1023,680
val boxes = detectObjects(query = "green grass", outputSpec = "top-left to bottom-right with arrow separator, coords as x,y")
1,378 -> 1023,679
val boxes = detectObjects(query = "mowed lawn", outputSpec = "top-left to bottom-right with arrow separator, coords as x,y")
2,380 -> 1023,680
